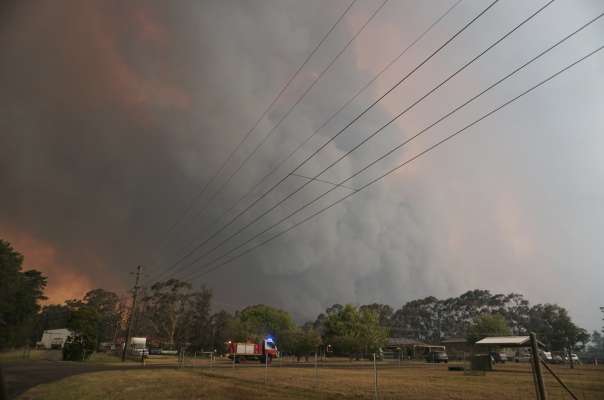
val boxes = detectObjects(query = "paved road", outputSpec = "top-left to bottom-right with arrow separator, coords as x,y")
1,361 -> 172,399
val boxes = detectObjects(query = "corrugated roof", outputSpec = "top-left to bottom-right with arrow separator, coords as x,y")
475,336 -> 530,345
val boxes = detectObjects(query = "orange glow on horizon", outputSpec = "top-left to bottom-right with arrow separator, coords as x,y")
2,228 -> 95,304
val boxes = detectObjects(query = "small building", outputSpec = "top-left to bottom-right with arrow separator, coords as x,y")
37,328 -> 73,349
471,336 -> 545,370
474,336 -> 543,348
441,337 -> 472,360
384,338 -> 445,360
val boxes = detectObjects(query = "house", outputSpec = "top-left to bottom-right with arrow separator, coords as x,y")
37,328 -> 73,349
384,337 -> 445,360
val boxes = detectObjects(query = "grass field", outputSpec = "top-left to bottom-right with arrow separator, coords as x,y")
0,349 -> 62,363
16,359 -> 604,400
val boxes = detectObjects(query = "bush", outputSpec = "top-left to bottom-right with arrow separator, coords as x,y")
62,335 -> 94,361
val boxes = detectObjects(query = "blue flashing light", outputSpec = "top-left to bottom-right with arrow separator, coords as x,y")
265,336 -> 275,342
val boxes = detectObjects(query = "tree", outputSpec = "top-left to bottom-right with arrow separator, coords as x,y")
82,289 -> 120,348
357,307 -> 389,356
0,239 -> 47,349
527,304 -> 589,357
182,286 -> 213,351
141,279 -> 196,347
63,306 -> 99,360
206,310 -> 235,354
236,304 -> 295,341
322,304 -> 388,358
466,313 -> 511,344
280,327 -> 322,361
585,331 -> 604,361
391,296 -> 441,341
527,304 -> 589,368
359,303 -> 393,327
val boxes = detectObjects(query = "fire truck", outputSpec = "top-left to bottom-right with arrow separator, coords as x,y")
227,337 -> 278,363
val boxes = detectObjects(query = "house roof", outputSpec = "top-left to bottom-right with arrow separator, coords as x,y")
387,337 -> 426,346
43,328 -> 71,335
441,338 -> 468,344
474,336 -> 543,347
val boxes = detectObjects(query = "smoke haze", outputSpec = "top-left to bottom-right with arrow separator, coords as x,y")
1,0 -> 603,331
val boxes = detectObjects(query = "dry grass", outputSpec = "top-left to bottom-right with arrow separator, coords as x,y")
17,361 -> 604,400
0,349 -> 61,362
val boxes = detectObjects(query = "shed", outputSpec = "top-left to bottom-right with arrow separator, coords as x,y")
474,336 -> 544,348
37,328 -> 73,349
385,338 -> 445,360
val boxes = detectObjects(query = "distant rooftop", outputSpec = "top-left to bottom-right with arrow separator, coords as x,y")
441,337 -> 467,344
387,337 -> 425,346
475,336 -> 543,347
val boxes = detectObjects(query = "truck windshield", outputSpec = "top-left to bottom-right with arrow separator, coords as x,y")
266,341 -> 276,349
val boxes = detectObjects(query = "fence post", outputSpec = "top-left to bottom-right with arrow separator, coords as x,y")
314,352 -> 319,389
373,353 -> 379,400
530,332 -> 547,400
264,354 -> 269,385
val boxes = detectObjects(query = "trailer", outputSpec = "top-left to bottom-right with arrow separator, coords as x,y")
227,337 -> 278,363
37,329 -> 73,349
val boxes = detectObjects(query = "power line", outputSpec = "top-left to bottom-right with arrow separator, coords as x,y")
162,0 -> 550,281
162,0 -> 463,274
168,0 -> 388,242
151,0 -> 497,282
186,41 -> 604,282
147,0 -> 390,283
145,0 -> 358,271
176,7 -> 604,281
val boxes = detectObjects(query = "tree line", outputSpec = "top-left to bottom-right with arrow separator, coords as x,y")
1,238 -> 601,361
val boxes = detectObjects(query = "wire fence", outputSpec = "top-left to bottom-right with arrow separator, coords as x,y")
127,351 -> 602,400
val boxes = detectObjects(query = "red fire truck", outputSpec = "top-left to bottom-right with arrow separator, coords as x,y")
227,337 -> 278,363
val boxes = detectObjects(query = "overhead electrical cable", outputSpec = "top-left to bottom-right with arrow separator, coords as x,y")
144,0 -> 357,272
165,0 -> 464,269
161,0 -> 555,281
171,0 -> 388,234
150,0 -> 499,283
174,3 -> 601,282
147,0 -> 388,283
185,39 -> 604,282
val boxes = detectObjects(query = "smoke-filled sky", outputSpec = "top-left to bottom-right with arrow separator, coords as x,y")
1,0 -> 603,331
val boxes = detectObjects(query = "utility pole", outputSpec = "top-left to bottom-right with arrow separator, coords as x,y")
530,332 -> 547,400
121,265 -> 142,362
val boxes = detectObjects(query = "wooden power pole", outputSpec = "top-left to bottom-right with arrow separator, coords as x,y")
121,265 -> 142,362
530,332 -> 547,400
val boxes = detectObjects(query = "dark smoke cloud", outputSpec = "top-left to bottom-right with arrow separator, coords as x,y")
1,0 -> 603,331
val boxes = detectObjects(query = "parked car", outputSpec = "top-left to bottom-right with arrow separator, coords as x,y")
426,351 -> 448,363
148,347 -> 162,355
551,354 -> 564,364
490,352 -> 507,363
540,351 -> 553,363
564,353 -> 580,364
130,347 -> 149,357
514,352 -> 532,362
